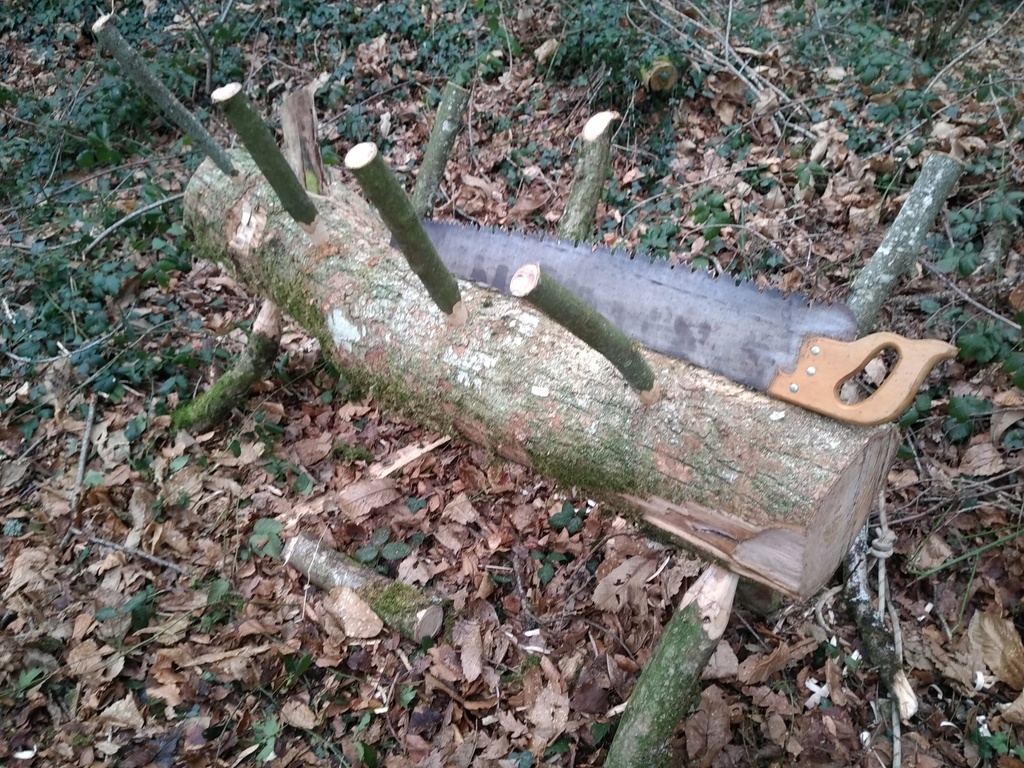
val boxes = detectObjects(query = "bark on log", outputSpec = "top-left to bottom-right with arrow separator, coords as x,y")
184,150 -> 898,600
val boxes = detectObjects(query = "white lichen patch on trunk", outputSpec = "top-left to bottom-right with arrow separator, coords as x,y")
327,309 -> 363,353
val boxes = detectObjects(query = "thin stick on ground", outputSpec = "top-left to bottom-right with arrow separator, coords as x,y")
411,82 -> 470,218
70,396 -> 98,518
67,527 -> 190,575
345,142 -> 466,326
92,15 -> 235,176
83,193 -> 186,258
557,111 -> 619,243
510,262 -> 659,404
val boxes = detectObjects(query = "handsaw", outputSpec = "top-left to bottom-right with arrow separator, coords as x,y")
413,221 -> 957,426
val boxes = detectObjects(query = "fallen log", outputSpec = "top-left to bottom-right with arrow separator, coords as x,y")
184,149 -> 898,600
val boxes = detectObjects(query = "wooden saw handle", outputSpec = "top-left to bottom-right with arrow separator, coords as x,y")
766,333 -> 957,426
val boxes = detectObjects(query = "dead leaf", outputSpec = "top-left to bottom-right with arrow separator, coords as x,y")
763,185 -> 786,210
125,485 -> 154,550
442,492 -> 479,525
913,533 -> 953,571
292,433 -> 334,465
534,38 -> 558,64
4,548 -> 57,599
281,698 -> 317,730
1004,691 -> 1024,725
323,586 -> 383,638
684,684 -> 733,764
337,477 -> 400,523
526,684 -> 569,751
958,440 -> 1006,477
703,640 -> 739,680
968,610 -> 1024,690
454,620 -> 484,683
737,637 -> 818,685
98,693 -> 145,730
1009,285 -> 1024,313
593,556 -> 657,612
991,409 -> 1024,444
67,640 -> 123,684
509,192 -> 549,219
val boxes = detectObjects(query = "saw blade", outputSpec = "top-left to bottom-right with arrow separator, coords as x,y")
416,220 -> 858,391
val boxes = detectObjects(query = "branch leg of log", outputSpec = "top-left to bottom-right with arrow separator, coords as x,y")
92,14 -> 235,176
842,153 -> 964,721
175,83 -> 333,432
604,566 -> 738,768
283,533 -> 444,642
344,142 -> 466,326
847,154 -> 963,335
212,82 -> 327,245
411,82 -> 470,218
557,111 -> 619,243
510,262 -> 659,404
171,300 -> 281,432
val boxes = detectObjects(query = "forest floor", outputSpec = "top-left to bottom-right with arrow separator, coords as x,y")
2,1 -> 1024,766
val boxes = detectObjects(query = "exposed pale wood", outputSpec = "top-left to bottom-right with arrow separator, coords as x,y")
184,150 -> 898,600
281,87 -> 328,196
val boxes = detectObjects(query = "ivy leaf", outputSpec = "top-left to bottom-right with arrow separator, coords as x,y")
381,541 -> 412,561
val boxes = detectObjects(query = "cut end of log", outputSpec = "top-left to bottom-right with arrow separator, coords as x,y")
679,565 -> 738,641
509,262 -> 542,298
345,142 -> 379,171
637,382 -> 661,406
212,82 -> 243,104
446,300 -> 469,329
92,14 -> 112,32
414,605 -> 444,641
582,111 -> 621,142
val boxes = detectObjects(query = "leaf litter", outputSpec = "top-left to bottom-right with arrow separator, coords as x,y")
3,2 -> 1024,766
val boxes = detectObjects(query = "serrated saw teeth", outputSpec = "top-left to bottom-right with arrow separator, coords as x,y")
411,220 -> 954,424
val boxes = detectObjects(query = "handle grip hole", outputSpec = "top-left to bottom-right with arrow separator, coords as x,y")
839,346 -> 900,405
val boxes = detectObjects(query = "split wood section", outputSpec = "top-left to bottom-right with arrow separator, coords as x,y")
184,150 -> 898,600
